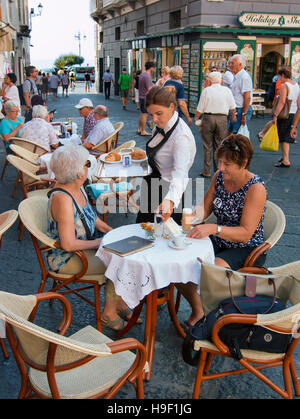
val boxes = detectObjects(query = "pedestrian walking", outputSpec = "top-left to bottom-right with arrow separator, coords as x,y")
61,70 -> 70,97
49,72 -> 60,101
36,71 -> 42,95
23,66 -> 38,122
69,69 -> 76,90
118,68 -> 131,110
137,61 -> 154,136
227,54 -> 253,134
195,71 -> 236,178
84,71 -> 91,93
41,73 -> 49,102
133,70 -> 141,109
102,69 -> 114,100
165,66 -> 192,126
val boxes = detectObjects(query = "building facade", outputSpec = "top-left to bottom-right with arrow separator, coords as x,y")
0,0 -> 31,85
91,0 -> 300,113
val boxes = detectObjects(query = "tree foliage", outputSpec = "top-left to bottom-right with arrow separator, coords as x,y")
54,53 -> 84,69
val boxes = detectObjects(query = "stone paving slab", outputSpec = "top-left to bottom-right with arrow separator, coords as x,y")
0,83 -> 299,399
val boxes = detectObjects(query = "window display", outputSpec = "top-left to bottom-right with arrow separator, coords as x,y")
189,44 -> 200,114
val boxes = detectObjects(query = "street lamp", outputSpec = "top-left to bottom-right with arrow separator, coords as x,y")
74,31 -> 87,57
29,2 -> 43,31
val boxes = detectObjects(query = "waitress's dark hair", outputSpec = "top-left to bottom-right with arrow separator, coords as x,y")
145,85 -> 177,109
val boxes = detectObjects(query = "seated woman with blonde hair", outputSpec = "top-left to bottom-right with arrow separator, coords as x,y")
46,144 -> 138,331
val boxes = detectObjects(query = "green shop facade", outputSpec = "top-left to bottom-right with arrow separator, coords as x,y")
126,12 -> 300,114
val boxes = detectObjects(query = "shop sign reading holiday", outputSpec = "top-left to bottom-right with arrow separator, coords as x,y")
239,12 -> 300,29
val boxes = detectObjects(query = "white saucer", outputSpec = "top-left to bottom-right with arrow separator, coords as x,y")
168,241 -> 189,250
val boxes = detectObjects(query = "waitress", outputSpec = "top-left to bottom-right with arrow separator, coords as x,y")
136,85 -> 196,224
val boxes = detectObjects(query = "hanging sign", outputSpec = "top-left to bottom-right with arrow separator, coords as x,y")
239,12 -> 300,29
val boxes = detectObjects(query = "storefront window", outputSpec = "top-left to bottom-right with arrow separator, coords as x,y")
202,42 -> 237,82
291,44 -> 300,83
240,43 -> 255,76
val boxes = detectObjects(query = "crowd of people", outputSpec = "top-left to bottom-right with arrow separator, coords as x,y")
0,57 -> 299,334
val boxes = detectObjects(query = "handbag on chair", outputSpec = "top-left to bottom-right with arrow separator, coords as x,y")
182,261 -> 297,366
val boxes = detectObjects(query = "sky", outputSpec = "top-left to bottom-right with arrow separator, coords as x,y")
29,0 -> 96,70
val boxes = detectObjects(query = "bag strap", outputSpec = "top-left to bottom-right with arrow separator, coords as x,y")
47,188 -> 93,240
226,270 -> 276,314
4,118 -> 13,130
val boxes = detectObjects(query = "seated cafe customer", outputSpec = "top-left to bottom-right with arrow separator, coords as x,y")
22,105 -> 59,150
83,105 -> 114,154
46,145 -> 134,331
0,100 -> 24,149
176,134 -> 267,330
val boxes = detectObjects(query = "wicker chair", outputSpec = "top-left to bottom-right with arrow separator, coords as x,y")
10,137 -> 50,155
7,155 -> 55,200
9,144 -> 40,166
18,196 -> 106,331
0,291 -> 146,399
114,140 -> 136,152
91,129 -> 119,157
112,122 -> 124,149
0,209 -> 18,359
190,260 -> 300,399
173,200 -> 286,317
204,200 -> 286,267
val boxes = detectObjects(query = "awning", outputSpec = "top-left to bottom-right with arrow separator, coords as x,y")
203,41 -> 238,51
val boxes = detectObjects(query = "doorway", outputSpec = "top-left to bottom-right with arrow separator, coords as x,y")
260,51 -> 285,92
99,58 -> 104,93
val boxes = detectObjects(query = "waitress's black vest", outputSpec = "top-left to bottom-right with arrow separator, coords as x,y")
136,117 -> 183,223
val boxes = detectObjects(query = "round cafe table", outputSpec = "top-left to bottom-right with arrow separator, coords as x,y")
96,223 -> 215,380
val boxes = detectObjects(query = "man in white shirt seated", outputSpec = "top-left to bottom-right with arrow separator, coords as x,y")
195,71 -> 236,178
83,105 -> 114,154
22,105 -> 59,150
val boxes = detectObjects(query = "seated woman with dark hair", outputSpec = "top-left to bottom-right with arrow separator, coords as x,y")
46,144 -> 138,331
176,134 -> 267,329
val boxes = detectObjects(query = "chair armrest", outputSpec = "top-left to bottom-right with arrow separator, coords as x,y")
107,338 -> 147,383
35,292 -> 72,335
243,242 -> 271,267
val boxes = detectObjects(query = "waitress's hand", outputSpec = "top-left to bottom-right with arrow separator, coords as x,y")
156,199 -> 174,222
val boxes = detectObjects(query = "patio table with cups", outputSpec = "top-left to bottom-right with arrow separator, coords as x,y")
96,222 -> 215,380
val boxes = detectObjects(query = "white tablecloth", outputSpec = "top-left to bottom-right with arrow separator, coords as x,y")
38,152 -> 97,182
96,224 -> 215,309
96,161 -> 152,178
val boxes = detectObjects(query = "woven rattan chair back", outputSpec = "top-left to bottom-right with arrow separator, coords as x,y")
9,144 -> 39,166
114,140 -> 136,152
10,137 -> 50,156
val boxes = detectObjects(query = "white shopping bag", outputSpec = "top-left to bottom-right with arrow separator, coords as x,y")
237,124 -> 250,138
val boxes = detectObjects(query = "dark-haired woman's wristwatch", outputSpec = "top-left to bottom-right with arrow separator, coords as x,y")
216,225 -> 222,236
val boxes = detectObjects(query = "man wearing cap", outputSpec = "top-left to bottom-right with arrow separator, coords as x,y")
83,105 -> 114,154
75,98 -> 97,143
195,71 -> 236,178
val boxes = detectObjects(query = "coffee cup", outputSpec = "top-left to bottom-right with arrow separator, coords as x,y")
172,234 -> 186,248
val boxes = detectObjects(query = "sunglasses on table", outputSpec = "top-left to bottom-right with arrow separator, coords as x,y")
84,160 -> 92,168
220,139 -> 240,152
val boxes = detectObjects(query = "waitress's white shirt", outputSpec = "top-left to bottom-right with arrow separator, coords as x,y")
148,111 -> 196,207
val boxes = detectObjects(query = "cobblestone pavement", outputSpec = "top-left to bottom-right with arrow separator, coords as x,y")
0,82 -> 300,399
